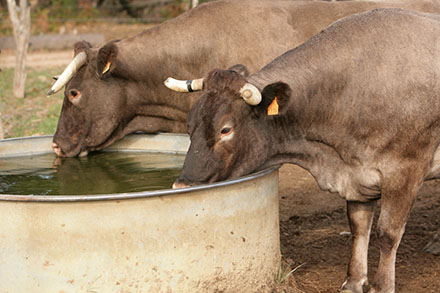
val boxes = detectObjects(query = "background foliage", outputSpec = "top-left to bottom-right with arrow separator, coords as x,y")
0,0 -> 212,35
0,67 -> 64,137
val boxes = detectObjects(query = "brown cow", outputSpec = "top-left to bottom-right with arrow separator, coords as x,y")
49,0 -> 440,157
165,8 -> 440,292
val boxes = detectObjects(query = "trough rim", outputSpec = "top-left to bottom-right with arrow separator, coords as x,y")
0,135 -> 279,202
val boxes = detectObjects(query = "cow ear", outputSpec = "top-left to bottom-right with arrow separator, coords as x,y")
96,40 -> 120,77
227,64 -> 249,77
259,82 -> 291,116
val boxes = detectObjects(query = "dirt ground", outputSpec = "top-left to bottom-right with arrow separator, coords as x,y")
278,164 -> 440,292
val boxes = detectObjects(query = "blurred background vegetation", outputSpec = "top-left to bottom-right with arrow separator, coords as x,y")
0,66 -> 62,138
0,0 -> 212,138
0,0 -> 212,36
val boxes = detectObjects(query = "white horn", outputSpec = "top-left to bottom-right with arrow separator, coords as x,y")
47,52 -> 87,95
164,77 -> 204,93
240,83 -> 261,105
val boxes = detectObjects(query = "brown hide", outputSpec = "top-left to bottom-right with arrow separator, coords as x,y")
53,0 -> 440,157
174,8 -> 440,292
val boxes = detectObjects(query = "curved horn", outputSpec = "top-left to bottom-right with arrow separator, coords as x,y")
47,52 -> 87,95
240,83 -> 262,105
164,77 -> 204,93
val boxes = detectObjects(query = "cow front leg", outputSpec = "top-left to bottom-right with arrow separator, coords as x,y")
368,174 -> 421,293
341,200 -> 376,293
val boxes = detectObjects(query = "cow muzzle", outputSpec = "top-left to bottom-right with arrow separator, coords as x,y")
52,142 -> 89,157
172,180 -> 191,189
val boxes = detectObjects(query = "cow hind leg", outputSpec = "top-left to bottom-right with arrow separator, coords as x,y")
341,201 -> 376,293
368,170 -> 422,293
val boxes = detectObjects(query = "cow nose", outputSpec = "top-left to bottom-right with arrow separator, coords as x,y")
78,150 -> 89,157
172,181 -> 190,189
52,142 -> 63,156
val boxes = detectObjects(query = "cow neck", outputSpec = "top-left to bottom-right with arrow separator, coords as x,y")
247,41 -> 348,174
112,26 -> 205,114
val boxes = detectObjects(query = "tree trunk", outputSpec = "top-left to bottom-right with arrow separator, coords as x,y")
6,0 -> 31,99
192,0 -> 198,8
0,113 -> 4,139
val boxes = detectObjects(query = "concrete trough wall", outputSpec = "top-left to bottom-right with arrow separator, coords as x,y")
0,134 -> 281,292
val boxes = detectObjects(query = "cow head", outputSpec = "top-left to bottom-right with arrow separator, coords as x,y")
165,67 -> 291,187
49,40 -> 146,157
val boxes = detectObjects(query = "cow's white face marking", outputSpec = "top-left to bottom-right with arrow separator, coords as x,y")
219,123 -> 234,142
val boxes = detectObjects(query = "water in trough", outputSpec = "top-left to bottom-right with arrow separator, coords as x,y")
0,152 -> 184,195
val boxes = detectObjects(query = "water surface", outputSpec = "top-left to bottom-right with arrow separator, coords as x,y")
0,152 -> 184,195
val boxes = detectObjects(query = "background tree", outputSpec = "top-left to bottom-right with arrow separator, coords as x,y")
6,0 -> 31,98
0,113 -> 4,139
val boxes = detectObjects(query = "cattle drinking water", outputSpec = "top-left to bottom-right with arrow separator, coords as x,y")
165,8 -> 440,292
48,0 -> 440,157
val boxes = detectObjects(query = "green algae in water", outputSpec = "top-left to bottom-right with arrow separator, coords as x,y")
0,152 -> 185,195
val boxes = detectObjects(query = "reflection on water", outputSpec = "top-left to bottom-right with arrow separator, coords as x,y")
0,152 -> 185,195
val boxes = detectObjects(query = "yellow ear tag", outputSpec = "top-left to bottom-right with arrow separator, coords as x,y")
267,97 -> 279,116
102,58 -> 111,74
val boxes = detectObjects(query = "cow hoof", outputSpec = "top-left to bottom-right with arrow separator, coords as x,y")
340,279 -> 365,293
340,288 -> 364,293
340,287 -> 362,293
423,238 -> 440,255
366,288 -> 394,293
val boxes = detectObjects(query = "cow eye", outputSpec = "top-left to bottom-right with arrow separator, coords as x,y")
220,127 -> 232,135
68,89 -> 82,105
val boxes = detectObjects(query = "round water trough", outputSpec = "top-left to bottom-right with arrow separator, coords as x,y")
0,134 -> 280,292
